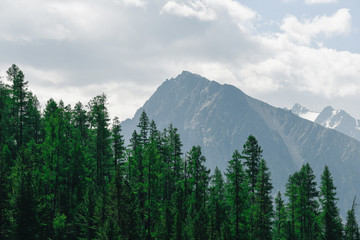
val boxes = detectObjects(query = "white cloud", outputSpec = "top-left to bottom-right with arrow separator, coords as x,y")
122,0 -> 147,8
207,0 -> 258,32
161,1 -> 217,21
305,0 -> 338,4
280,9 -> 351,45
0,0 -> 116,41
161,0 -> 257,31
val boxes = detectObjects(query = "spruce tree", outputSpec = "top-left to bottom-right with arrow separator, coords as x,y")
273,191 -> 286,240
7,64 -> 29,149
285,172 -> 300,240
345,198 -> 360,240
88,93 -> 111,190
285,164 -> 320,240
185,146 -> 210,240
319,165 -> 342,240
209,167 -> 227,240
226,150 -> 249,240
298,163 -> 319,240
253,159 -> 273,240
242,135 -> 262,237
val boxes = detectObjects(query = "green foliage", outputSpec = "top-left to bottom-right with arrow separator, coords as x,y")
253,159 -> 273,240
319,165 -> 343,240
186,146 -> 210,240
273,191 -> 287,240
345,198 -> 360,240
225,150 -> 249,240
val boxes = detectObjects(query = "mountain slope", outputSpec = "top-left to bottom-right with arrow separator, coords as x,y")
122,71 -> 360,217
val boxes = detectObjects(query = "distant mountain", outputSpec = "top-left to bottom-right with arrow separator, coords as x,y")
122,71 -> 360,217
291,103 -> 319,122
291,104 -> 360,142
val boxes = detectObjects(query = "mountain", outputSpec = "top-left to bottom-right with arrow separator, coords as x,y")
291,103 -> 319,122
291,104 -> 360,142
122,71 -> 360,217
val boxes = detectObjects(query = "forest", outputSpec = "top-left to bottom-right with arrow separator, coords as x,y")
0,64 -> 359,240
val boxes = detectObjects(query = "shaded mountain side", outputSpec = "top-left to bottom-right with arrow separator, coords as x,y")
121,71 -> 360,217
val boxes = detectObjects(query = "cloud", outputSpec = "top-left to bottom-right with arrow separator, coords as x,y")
280,9 -> 351,45
0,0 -> 117,41
305,0 -> 338,4
0,1 -> 359,120
161,0 -> 257,31
207,0 -> 258,32
161,1 -> 217,21
122,0 -> 147,8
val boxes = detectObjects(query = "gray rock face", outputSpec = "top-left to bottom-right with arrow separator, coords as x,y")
122,71 -> 360,217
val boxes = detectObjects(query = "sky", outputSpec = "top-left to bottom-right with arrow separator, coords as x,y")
0,0 -> 359,120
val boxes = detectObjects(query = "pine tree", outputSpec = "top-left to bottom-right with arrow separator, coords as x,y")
242,135 -> 262,197
185,146 -> 210,240
208,167 -> 226,240
7,64 -> 29,149
273,191 -> 286,240
88,93 -> 112,189
226,150 -> 250,240
111,117 -> 125,170
144,120 -> 162,239
319,165 -> 342,240
285,164 -> 320,240
253,159 -> 273,240
0,79 -> 12,147
298,163 -> 319,240
345,198 -> 360,240
157,124 -> 183,239
242,135 -> 262,237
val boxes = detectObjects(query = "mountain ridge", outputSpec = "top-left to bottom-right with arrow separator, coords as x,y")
291,103 -> 360,142
122,71 -> 360,218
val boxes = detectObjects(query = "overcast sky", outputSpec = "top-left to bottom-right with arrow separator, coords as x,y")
0,0 -> 359,120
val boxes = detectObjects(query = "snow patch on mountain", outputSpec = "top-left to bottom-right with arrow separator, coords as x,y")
291,103 -> 319,122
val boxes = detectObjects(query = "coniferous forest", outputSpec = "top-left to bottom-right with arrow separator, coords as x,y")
1,64 -> 360,240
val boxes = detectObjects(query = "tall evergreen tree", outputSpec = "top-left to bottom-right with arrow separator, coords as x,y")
285,163 -> 320,240
226,150 -> 250,240
345,198 -> 360,240
285,171 -> 300,240
7,64 -> 29,149
242,135 -> 262,197
185,146 -> 210,240
88,93 -> 111,189
242,135 -> 262,237
209,167 -> 227,240
111,117 -> 125,170
253,159 -> 273,240
319,165 -> 342,240
273,191 -> 286,240
298,163 -> 319,240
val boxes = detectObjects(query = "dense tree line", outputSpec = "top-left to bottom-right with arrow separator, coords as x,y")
0,64 -> 359,239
